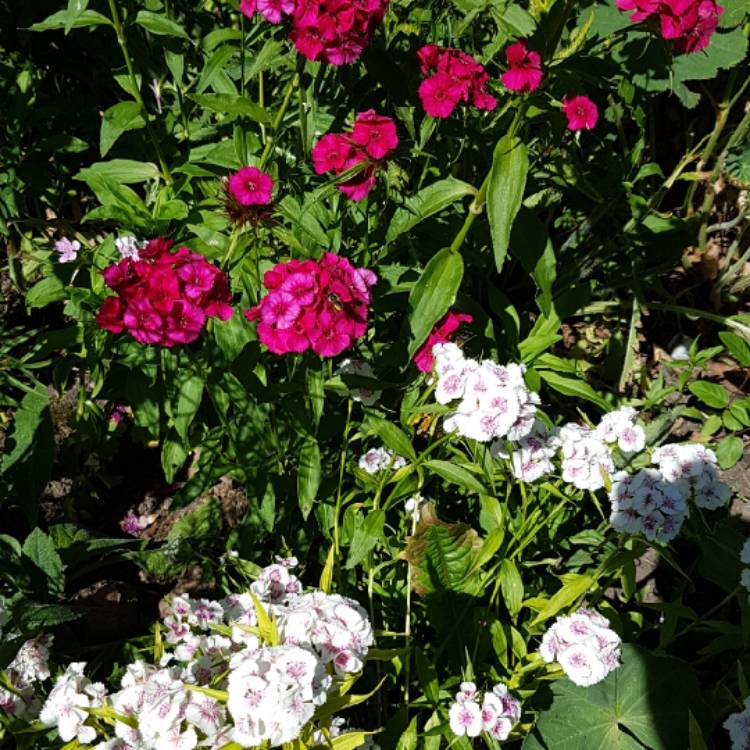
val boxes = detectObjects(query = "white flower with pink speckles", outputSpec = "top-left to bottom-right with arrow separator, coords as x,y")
540,608 -> 621,687
448,680 -> 521,740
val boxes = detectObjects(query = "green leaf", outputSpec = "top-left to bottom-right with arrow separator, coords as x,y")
214,310 -> 253,361
29,9 -> 112,31
724,138 -> 750,187
345,510 -> 386,569
365,416 -> 416,462
78,159 -> 158,184
22,528 -> 65,597
537,370 -> 609,411
298,436 -> 320,520
529,574 -> 594,626
406,248 -> 464,357
403,503 -> 480,595
197,46 -> 236,94
161,433 -> 188,483
715,435 -> 743,469
499,559 -> 524,618
720,330 -> 750,365
173,372 -> 204,440
135,11 -> 190,39
487,134 -> 528,273
99,102 -> 146,157
26,276 -> 66,309
13,601 -> 80,631
396,717 -> 418,750
0,386 -> 54,525
168,498 -> 223,542
423,460 -> 488,494
688,381 -> 729,409
127,370 -> 160,437
189,93 -> 270,123
523,645 -> 704,750
386,177 -> 476,243
248,591 -> 280,645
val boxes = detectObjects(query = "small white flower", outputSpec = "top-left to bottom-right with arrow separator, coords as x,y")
449,699 -> 483,737
115,236 -> 141,260
54,237 -> 80,263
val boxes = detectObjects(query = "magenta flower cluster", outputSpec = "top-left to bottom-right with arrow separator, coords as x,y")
240,0 -> 389,65
244,253 -> 377,356
312,110 -> 398,201
417,45 -> 497,118
617,0 -> 723,54
96,238 -> 233,347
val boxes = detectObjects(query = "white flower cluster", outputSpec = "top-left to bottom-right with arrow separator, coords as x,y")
608,443 -> 731,544
358,447 -> 407,474
594,407 -> 646,454
32,560 -> 374,750
652,443 -> 731,510
540,608 -> 621,687
447,681 -> 521,741
491,407 -> 643,492
40,662 -> 107,745
724,696 -> 750,750
0,635 -> 53,719
433,343 -> 539,442
741,539 -> 750,596
609,469 -> 687,543
338,359 -> 381,406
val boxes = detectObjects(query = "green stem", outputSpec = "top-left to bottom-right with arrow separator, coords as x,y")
258,74 -> 299,170
332,400 -> 353,558
107,0 -> 172,184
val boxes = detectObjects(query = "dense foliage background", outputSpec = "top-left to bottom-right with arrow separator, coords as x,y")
1,0 -> 749,748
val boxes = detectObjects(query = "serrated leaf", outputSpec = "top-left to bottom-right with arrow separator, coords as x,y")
402,503 -> 480,594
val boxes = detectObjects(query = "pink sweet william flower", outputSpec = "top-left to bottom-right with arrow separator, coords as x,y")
418,73 -> 464,118
562,96 -> 598,131
229,166 -> 274,206
501,41 -> 543,93
312,133 -> 354,174
96,238 -> 233,347
244,253 -> 377,357
660,0 -> 723,53
616,0 -> 722,54
417,45 -> 496,118
414,310 -> 473,373
351,109 -> 399,159
312,111 -> 397,201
